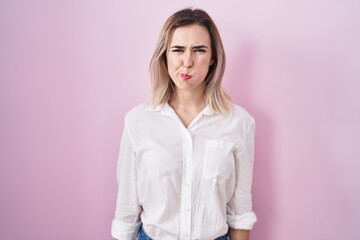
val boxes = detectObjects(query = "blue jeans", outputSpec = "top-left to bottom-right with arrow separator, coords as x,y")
138,226 -> 228,240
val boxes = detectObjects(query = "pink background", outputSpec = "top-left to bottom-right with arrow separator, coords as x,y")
1,1 -> 359,239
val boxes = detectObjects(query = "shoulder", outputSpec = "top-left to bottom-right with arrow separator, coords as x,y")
124,101 -> 165,129
124,102 -> 151,123
230,103 -> 255,125
226,104 -> 256,143
125,102 -> 148,117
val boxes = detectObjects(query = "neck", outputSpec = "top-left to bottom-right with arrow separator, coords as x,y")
169,89 -> 206,111
168,88 -> 207,128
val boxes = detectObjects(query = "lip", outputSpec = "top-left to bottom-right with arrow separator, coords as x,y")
180,73 -> 192,80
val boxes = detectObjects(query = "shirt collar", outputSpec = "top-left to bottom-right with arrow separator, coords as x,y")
202,105 -> 215,116
145,103 -> 171,116
146,102 -> 216,117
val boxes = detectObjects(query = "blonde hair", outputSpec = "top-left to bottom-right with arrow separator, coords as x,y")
149,8 -> 231,114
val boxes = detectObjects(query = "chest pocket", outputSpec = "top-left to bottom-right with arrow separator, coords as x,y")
203,140 -> 236,180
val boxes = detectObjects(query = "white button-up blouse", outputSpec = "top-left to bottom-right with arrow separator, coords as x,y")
111,102 -> 257,240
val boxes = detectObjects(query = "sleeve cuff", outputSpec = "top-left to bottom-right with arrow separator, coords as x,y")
227,211 -> 257,230
111,219 -> 141,240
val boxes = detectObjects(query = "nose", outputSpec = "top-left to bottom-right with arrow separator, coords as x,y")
183,51 -> 194,68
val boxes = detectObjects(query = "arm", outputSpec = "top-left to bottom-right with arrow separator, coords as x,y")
229,228 -> 250,240
111,122 -> 142,239
226,118 -> 257,235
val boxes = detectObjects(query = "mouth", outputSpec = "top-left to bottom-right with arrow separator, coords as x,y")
180,72 -> 192,80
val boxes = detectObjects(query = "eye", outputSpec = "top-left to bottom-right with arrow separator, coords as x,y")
171,47 -> 185,53
194,49 -> 206,53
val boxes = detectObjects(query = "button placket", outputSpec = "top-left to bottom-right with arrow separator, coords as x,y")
180,127 -> 193,239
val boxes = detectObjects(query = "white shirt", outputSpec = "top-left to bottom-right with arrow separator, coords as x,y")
111,102 -> 257,240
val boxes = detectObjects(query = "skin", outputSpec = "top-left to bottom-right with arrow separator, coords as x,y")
166,24 -> 250,240
229,228 -> 250,240
166,24 -> 213,95
166,24 -> 213,127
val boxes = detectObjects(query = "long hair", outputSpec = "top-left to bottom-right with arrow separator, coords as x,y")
149,8 -> 231,114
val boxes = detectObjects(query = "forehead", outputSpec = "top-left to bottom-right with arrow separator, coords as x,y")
169,24 -> 211,45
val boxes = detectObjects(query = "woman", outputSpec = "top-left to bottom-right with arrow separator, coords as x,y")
111,8 -> 257,240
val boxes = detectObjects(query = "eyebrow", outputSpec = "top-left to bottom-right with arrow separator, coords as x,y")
170,45 -> 209,49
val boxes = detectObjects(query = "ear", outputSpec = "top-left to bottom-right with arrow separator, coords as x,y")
210,59 -> 214,66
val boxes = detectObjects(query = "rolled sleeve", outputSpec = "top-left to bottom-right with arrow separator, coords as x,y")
111,119 -> 142,239
227,211 -> 257,230
227,118 -> 257,230
111,219 -> 141,239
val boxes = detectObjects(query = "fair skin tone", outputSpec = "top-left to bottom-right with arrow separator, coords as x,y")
166,24 -> 250,240
166,24 -> 211,127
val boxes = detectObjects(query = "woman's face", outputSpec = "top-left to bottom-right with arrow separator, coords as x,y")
166,24 -> 213,94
